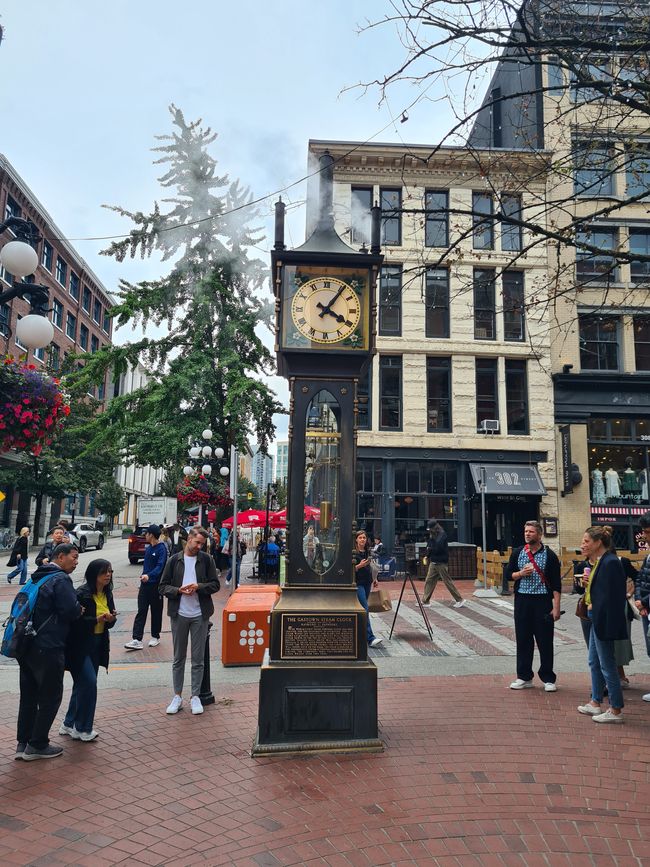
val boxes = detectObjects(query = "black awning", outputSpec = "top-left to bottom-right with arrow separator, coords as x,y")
469,463 -> 546,496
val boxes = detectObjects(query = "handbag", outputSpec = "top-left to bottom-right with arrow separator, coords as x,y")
575,595 -> 589,620
370,557 -> 380,581
368,587 -> 392,612
627,597 -> 642,621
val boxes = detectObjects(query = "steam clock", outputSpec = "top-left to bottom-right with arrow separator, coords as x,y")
253,153 -> 384,754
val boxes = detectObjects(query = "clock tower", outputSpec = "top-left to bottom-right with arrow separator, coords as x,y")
253,152 -> 384,755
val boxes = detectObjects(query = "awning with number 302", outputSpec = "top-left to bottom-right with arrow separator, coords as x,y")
469,464 -> 546,496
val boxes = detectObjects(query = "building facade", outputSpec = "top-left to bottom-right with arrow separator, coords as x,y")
251,446 -> 274,498
275,440 -> 289,485
307,139 -> 557,552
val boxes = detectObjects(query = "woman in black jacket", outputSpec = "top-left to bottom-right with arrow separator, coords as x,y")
577,526 -> 628,724
6,527 -> 29,584
353,530 -> 382,648
61,559 -> 117,741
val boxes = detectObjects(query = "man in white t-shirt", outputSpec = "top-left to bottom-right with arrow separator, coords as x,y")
158,527 -> 220,715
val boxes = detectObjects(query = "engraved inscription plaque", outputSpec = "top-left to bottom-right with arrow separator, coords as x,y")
280,614 -> 357,660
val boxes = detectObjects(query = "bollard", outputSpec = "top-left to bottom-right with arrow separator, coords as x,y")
199,621 -> 215,706
499,562 -> 511,596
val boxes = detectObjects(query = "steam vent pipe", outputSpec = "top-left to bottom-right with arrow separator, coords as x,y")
318,151 -> 335,231
274,198 -> 286,250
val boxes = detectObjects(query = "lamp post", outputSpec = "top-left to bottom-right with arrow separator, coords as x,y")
183,428 -> 231,528
0,217 -> 53,350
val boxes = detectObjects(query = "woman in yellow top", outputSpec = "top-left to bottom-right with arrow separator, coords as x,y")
61,559 -> 117,741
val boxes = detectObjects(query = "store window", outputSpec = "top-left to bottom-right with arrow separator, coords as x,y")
355,461 -> 384,541
588,436 -> 649,507
393,461 -> 458,544
579,313 -> 619,370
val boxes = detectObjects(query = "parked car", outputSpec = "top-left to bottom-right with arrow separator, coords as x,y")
128,526 -> 148,564
68,521 -> 104,553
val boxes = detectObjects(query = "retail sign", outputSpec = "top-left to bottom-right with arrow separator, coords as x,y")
469,463 -> 546,496
560,425 -> 572,494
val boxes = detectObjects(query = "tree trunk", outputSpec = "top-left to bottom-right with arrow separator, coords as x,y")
32,494 -> 43,545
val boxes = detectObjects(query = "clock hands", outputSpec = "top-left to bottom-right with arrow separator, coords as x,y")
316,284 -> 346,319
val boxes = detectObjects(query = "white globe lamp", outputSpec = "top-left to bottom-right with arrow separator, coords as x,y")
202,464 -> 212,475
220,466 -> 229,477
202,445 -> 212,457
214,447 -> 224,459
0,240 -> 38,278
202,429 -> 213,440
189,446 -> 201,459
183,465 -> 194,476
15,314 -> 54,350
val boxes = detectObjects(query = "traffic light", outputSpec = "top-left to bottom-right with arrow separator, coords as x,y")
247,491 -> 253,500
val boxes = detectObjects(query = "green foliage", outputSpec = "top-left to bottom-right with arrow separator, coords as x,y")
237,476 -> 262,509
94,477 -> 127,519
274,480 -> 288,510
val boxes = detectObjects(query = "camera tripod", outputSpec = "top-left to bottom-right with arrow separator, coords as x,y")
388,570 -> 434,641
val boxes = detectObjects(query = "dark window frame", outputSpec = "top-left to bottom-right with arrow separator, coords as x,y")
356,364 -> 372,431
82,286 -> 91,313
472,192 -> 494,250
69,271 -> 80,301
380,187 -> 402,246
500,194 -> 522,251
351,186 -> 373,246
41,240 -> 53,272
633,315 -> 650,371
574,143 -> 614,196
379,265 -> 402,336
55,256 -> 67,287
79,323 -> 89,351
473,268 -> 496,340
379,355 -> 402,431
630,227 -> 650,284
475,357 -> 499,431
579,312 -> 619,370
502,271 -> 526,341
424,190 -> 449,248
51,298 -> 63,330
426,356 -> 452,432
505,359 -> 529,435
66,312 -> 77,340
425,268 -> 450,338
576,226 -> 619,283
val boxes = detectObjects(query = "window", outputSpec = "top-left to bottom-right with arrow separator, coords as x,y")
357,365 -> 371,430
93,298 -> 102,324
503,271 -> 525,341
42,240 -> 53,272
102,310 -> 110,333
4,195 -> 21,220
51,299 -> 63,329
91,335 -> 99,353
49,344 -> 60,371
576,226 -> 618,283
476,358 -> 499,431
473,268 -> 496,340
0,264 -> 12,285
634,316 -> 650,371
98,377 -> 105,401
571,58 -> 612,101
34,346 -> 45,362
82,286 -> 91,313
505,360 -> 529,434
15,317 -> 27,350
630,228 -> 650,283
379,266 -> 402,336
66,312 -> 77,340
426,357 -> 452,431
574,144 -> 614,196
379,355 -> 402,429
547,57 -> 565,94
626,146 -> 650,198
425,268 -> 450,338
500,194 -> 522,251
79,323 -> 89,350
69,271 -> 80,301
351,186 -> 372,246
55,256 -> 67,286
0,302 -> 9,336
579,313 -> 619,370
424,190 -> 448,247
472,193 -> 494,249
380,188 -> 401,246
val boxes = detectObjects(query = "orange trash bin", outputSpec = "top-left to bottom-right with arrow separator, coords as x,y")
221,588 -> 279,666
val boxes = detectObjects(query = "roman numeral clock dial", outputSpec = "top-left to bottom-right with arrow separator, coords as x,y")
291,277 -> 361,345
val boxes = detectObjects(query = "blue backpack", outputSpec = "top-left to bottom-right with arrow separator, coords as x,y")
1,572 -> 57,659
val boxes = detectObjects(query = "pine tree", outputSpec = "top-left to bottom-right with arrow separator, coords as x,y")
77,105 -> 283,468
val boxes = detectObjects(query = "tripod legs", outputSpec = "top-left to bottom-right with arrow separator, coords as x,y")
388,574 -> 434,641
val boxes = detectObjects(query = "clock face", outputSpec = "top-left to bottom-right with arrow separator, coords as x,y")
290,277 -> 361,345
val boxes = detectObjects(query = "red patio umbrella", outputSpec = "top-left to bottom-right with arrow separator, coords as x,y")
269,505 -> 321,529
221,509 -> 267,528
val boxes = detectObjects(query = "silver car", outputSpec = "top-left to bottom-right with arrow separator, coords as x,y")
69,522 -> 105,553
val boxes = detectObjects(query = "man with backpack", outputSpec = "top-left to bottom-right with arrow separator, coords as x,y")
15,543 -> 81,760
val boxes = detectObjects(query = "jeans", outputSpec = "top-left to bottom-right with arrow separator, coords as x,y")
7,557 -> 28,584
64,635 -> 102,734
170,615 -> 209,696
17,646 -> 65,748
132,582 -> 163,640
588,612 -> 624,709
356,583 -> 376,644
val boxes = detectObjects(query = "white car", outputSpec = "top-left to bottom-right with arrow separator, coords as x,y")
69,522 -> 105,553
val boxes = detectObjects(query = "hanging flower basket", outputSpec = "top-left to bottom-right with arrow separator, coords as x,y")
0,357 -> 70,456
177,474 -> 232,509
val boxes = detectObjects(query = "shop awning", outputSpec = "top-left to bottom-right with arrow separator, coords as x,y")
469,463 -> 546,496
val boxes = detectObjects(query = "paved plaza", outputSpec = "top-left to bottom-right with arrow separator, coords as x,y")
1,537 -> 650,866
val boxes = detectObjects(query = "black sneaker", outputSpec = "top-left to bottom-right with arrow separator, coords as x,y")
15,742 -> 26,760
22,744 -> 63,761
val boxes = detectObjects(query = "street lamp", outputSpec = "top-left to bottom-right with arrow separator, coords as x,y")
0,217 -> 53,350
184,428 -> 232,528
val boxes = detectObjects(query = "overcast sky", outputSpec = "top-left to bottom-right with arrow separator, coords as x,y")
1,1 -> 457,453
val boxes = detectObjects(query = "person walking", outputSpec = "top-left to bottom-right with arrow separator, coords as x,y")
422,520 -> 465,608
60,559 -> 116,742
507,520 -> 562,691
577,526 -> 628,723
16,543 -> 81,761
159,527 -> 220,716
353,530 -> 382,648
124,524 -> 168,651
6,527 -> 30,584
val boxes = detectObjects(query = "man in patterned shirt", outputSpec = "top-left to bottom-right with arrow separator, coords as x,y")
506,520 -> 562,691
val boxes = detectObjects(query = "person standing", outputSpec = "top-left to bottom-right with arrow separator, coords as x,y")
577,526 -> 628,723
422,520 -> 465,608
507,520 -> 562,691
353,530 -> 382,648
124,524 -> 168,651
35,526 -> 66,567
6,527 -> 30,585
634,512 -> 650,701
158,527 -> 220,716
61,559 -> 117,742
16,543 -> 81,761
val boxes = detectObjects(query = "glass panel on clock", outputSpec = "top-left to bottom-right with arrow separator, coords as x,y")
304,390 -> 341,578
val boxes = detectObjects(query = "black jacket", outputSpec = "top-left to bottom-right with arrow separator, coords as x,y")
353,547 -> 372,588
35,540 -> 57,567
7,535 -> 28,567
506,545 -> 562,596
425,529 -> 448,564
159,550 -> 220,619
29,564 -> 82,651
65,582 -> 116,671
590,551 -> 628,641
634,551 -> 650,609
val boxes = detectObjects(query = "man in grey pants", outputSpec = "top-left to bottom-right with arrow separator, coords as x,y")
158,527 -> 220,715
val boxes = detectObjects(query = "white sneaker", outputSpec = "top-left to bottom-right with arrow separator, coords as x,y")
510,679 -> 533,690
74,728 -> 99,742
544,682 -> 558,692
453,600 -> 466,608
190,696 -> 204,715
578,703 -> 602,715
593,708 -> 624,724
124,639 -> 143,650
643,693 -> 650,702
166,695 -> 183,714
59,723 -> 75,737
369,637 -> 383,648
148,638 -> 160,647
422,602 -> 432,608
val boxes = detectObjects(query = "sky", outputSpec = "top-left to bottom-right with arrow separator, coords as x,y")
0,1 -> 459,457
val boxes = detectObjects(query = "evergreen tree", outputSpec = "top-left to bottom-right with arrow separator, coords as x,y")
77,105 -> 283,468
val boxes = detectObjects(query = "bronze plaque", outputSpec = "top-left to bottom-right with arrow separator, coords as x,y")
280,613 -> 357,660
